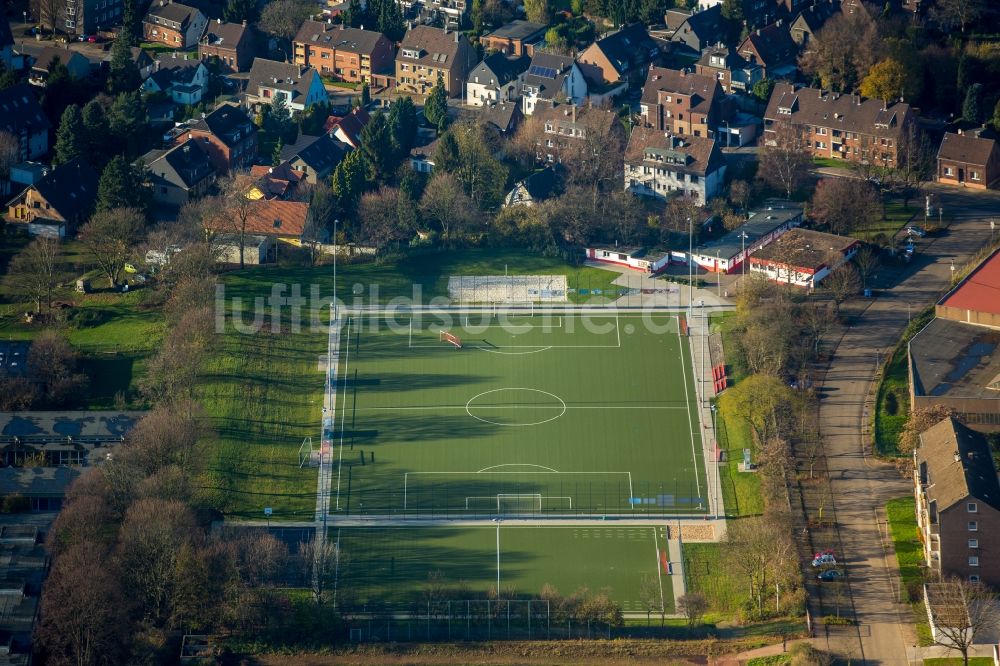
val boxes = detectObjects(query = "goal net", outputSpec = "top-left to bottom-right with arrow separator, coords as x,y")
439,330 -> 462,348
298,436 -> 320,467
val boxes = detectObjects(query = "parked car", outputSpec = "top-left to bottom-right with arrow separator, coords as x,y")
906,225 -> 927,238
817,569 -> 843,581
76,34 -> 91,41
812,550 -> 837,567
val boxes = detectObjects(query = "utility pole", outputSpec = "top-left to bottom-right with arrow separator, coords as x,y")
687,217 -> 693,322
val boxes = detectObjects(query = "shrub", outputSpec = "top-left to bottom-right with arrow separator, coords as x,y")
789,642 -> 834,666
1,494 -> 31,513
70,308 -> 110,328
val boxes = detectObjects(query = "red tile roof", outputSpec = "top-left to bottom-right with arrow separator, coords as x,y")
940,249 -> 1000,316
207,200 -> 310,238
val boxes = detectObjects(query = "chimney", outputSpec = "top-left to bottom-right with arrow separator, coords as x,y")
242,19 -> 246,26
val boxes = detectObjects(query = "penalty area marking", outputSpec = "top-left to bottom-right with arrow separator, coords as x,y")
403,470 -> 633,510
477,463 -> 559,473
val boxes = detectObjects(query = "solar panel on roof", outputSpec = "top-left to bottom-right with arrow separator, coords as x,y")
528,65 -> 556,78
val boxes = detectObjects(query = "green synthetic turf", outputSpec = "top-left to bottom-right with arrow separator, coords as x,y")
335,525 -> 674,612
332,313 -> 707,516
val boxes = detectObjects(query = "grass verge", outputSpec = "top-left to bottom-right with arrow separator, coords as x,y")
885,496 -> 933,646
224,248 -> 625,305
683,542 -> 746,619
873,306 -> 934,456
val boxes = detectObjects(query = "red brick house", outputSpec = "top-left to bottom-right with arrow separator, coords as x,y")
936,131 -> 1000,190
199,19 -> 255,73
764,83 -> 914,168
639,66 -> 722,138
914,417 -> 1000,586
143,1 -> 208,49
293,22 -> 395,84
177,103 -> 258,173
737,21 -> 797,79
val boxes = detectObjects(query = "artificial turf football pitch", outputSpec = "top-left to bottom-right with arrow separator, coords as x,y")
330,312 -> 707,516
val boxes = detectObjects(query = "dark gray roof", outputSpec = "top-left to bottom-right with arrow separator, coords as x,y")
280,133 -> 349,175
918,417 -> 1000,512
142,138 -> 214,190
0,85 -> 51,144
764,83 -> 913,140
588,24 -> 660,77
485,20 -> 548,42
30,47 -> 89,73
16,158 -> 98,222
190,103 -> 256,147
479,100 -> 520,132
0,467 -> 80,497
625,127 -> 725,178
909,318 -> 1000,402
522,53 -> 576,98
201,19 -> 250,48
247,59 -> 320,101
293,21 -> 386,54
469,53 -> 529,86
694,205 -> 803,260
145,1 -> 202,28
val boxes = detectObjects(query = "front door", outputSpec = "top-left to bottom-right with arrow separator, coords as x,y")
958,168 -> 965,182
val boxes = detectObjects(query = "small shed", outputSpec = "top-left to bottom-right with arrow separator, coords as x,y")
586,246 -> 671,273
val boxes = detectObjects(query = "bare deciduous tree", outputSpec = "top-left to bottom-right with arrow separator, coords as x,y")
853,245 -> 880,289
810,178 -> 880,236
824,263 -> 862,312
420,172 -> 473,245
26,331 -> 88,408
36,541 -> 130,666
5,236 -> 63,313
676,592 -> 708,628
758,123 -> 813,199
117,498 -> 199,621
298,538 -> 339,606
927,578 -> 999,666
31,0 -> 65,32
725,515 -> 796,619
217,172 -> 263,270
899,406 -> 955,454
78,207 -> 145,288
357,187 -> 414,255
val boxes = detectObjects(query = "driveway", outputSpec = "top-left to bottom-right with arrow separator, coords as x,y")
815,185 -> 1000,664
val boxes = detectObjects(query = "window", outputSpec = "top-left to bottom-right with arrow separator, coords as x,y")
971,171 -> 980,181
970,575 -> 981,583
969,539 -> 979,548
968,502 -> 978,513
969,556 -> 979,567
968,521 -> 978,531
816,127 -> 827,136
945,167 -> 954,176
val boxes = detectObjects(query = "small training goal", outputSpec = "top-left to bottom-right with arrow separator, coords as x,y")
440,330 -> 463,348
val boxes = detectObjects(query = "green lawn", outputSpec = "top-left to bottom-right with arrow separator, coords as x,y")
335,524 -> 673,613
812,157 -> 850,169
709,312 -> 761,518
853,201 -> 918,242
923,659 -> 994,666
683,542 -> 747,618
195,317 -> 324,519
873,306 -> 934,456
885,497 -> 923,604
335,313 -> 706,515
223,249 -> 626,306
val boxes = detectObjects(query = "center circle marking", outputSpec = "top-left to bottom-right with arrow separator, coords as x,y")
465,388 -> 567,426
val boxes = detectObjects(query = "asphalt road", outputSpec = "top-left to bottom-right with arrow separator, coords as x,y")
816,182 -> 1000,664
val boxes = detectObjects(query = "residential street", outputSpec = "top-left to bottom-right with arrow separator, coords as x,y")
815,183 -> 1000,664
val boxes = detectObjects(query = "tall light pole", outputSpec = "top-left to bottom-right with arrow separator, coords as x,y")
687,217 -> 693,322
493,518 -> 502,592
716,251 -> 721,298
739,231 -> 749,279
333,218 -> 339,321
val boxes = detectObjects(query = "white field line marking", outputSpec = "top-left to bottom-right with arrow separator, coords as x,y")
407,343 -> 618,348
678,317 -> 702,499
408,318 -> 412,348
654,527 -> 665,614
357,405 -> 688,411
334,316 -> 353,510
474,346 -> 553,355
616,313 -> 621,348
462,316 -> 563,329
478,463 -> 559,473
